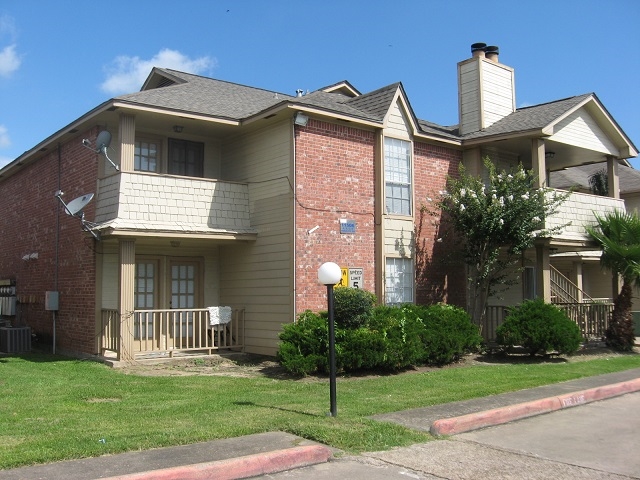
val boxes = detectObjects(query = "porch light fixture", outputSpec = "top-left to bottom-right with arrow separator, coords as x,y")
173,125 -> 184,133
293,112 -> 309,126
545,151 -> 555,159
318,261 -> 342,417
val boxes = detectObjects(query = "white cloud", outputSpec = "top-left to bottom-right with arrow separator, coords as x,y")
0,125 -> 10,148
0,44 -> 20,77
101,48 -> 216,95
0,15 -> 20,77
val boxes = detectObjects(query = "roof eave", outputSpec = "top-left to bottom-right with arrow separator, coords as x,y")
461,128 -> 549,146
0,99 -> 116,180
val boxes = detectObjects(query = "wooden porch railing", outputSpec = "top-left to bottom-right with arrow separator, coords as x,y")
481,302 -> 612,343
100,307 -> 245,359
100,309 -> 119,355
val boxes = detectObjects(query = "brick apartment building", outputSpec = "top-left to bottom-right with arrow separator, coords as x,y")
0,43 -> 636,360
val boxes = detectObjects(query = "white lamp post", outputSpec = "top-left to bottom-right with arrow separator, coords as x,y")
318,261 -> 342,417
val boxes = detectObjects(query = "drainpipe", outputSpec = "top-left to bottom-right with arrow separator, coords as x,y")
291,117 -> 297,322
53,144 -> 62,354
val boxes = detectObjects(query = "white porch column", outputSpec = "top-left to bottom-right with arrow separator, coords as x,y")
532,139 -> 547,188
606,156 -> 620,200
572,261 -> 583,303
119,113 -> 136,172
536,243 -> 551,302
118,239 -> 136,361
462,147 -> 483,177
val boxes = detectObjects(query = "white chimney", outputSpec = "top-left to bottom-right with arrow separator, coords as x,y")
458,43 -> 515,135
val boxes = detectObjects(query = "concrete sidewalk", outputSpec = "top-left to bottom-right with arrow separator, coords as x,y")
1,368 -> 639,480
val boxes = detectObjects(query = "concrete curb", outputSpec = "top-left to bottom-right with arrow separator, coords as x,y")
100,444 -> 333,480
430,377 -> 640,436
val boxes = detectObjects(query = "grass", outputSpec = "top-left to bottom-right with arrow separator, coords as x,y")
1,351 -> 639,469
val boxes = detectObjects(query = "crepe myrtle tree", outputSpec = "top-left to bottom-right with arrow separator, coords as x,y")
432,157 -> 569,326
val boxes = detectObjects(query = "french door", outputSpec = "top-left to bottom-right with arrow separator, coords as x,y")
169,260 -> 201,338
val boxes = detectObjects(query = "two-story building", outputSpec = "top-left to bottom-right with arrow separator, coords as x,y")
0,43 -> 636,360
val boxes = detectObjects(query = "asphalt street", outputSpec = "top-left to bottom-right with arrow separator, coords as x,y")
261,392 -> 640,479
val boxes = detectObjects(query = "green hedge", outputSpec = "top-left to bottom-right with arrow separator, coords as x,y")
496,299 -> 582,356
277,303 -> 482,376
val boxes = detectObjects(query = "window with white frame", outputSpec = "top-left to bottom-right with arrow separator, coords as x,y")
134,139 -> 160,172
385,257 -> 414,305
384,137 -> 412,215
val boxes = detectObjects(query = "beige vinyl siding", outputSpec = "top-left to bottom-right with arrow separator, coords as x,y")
480,60 -> 515,128
383,217 -> 414,257
458,58 -> 514,135
581,262 -> 615,300
101,248 -> 119,310
458,60 -> 481,135
383,105 -> 414,251
624,193 -> 640,214
549,109 -> 618,155
385,99 -> 412,140
219,120 -> 292,356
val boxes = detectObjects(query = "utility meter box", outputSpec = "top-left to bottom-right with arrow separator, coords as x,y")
45,291 -> 59,311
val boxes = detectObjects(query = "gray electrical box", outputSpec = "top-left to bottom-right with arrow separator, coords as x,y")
45,291 -> 59,311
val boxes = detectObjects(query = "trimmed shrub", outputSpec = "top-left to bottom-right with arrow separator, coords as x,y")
333,287 -> 377,329
418,304 -> 483,365
496,299 -> 583,356
277,311 -> 328,375
277,303 -> 482,375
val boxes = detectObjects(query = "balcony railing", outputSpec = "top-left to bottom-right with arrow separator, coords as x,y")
100,307 -> 245,359
545,189 -> 624,242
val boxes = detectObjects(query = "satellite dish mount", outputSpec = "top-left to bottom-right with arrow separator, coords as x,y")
81,130 -> 119,171
54,191 -> 100,240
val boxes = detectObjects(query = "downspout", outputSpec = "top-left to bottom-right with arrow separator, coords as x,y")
53,144 -> 62,354
291,117 -> 297,322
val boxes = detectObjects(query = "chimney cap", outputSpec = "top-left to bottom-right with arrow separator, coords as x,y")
485,45 -> 500,54
471,43 -> 487,58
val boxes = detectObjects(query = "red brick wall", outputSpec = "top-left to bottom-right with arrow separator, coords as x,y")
413,142 -> 466,307
0,127 -> 99,355
294,120 -> 376,311
293,121 -> 467,314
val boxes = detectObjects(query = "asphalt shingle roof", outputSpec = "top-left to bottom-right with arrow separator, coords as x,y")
461,94 -> 592,139
117,69 -> 295,120
550,161 -> 640,194
115,69 -> 615,148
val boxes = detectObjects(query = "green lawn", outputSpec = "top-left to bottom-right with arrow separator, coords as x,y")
1,352 -> 639,469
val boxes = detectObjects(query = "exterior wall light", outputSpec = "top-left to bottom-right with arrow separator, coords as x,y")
293,112 -> 309,126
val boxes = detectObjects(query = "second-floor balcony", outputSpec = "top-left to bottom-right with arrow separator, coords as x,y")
94,171 -> 256,239
545,189 -> 624,244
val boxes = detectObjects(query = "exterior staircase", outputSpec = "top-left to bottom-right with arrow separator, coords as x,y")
550,265 -> 611,340
550,266 -> 595,304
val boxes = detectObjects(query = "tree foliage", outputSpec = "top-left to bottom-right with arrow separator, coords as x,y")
588,168 -> 609,196
586,209 -> 640,350
434,158 -> 569,325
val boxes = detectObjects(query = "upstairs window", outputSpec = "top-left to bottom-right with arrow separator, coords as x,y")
168,139 -> 204,177
384,137 -> 412,215
134,139 -> 159,172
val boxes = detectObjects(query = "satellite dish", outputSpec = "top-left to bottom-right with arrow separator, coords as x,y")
81,130 -> 119,171
95,131 -> 112,152
53,191 -> 100,240
64,193 -> 94,216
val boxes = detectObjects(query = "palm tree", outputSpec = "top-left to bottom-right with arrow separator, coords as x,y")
586,210 -> 640,351
588,168 -> 608,196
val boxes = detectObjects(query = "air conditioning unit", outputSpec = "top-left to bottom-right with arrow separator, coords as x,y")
0,327 -> 31,353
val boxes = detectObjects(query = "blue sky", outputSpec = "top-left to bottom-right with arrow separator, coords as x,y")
1,0 -> 639,169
